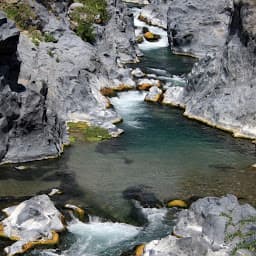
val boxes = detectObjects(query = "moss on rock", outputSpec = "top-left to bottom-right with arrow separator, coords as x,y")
67,122 -> 111,143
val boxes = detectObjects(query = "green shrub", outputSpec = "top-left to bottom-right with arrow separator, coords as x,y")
0,2 -> 37,31
44,32 -> 58,43
74,0 -> 109,24
76,21 -> 95,43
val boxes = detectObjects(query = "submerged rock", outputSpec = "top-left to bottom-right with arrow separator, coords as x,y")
142,195 -> 256,255
0,195 -> 65,256
123,185 -> 163,208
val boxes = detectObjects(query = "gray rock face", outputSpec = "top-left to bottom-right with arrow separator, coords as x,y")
167,0 -> 233,58
0,12 -> 65,164
143,195 -> 256,256
167,0 -> 256,139
1,194 -> 64,256
0,0 -> 139,163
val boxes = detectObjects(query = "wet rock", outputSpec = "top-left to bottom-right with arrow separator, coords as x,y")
123,185 -> 163,208
64,204 -> 85,221
131,68 -> 145,78
162,86 -> 185,108
137,78 -> 161,90
144,31 -> 161,42
144,86 -> 163,103
167,200 -> 188,209
0,195 -> 65,256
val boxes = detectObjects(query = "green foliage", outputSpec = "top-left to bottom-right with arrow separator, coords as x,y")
0,2 -> 37,31
76,21 -> 95,43
73,0 -> 109,24
44,32 -> 58,43
70,0 -> 109,43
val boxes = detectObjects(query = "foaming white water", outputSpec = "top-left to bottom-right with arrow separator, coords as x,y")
63,219 -> 141,256
111,91 -> 147,129
133,8 -> 168,50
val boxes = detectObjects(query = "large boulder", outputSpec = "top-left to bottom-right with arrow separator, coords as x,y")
166,0 -> 256,139
143,195 -> 256,255
0,12 -> 65,164
0,195 -> 65,256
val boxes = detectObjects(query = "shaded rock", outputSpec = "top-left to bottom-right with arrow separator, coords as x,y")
166,0 -> 256,139
0,195 -> 64,256
144,86 -> 163,103
0,12 -> 65,164
123,185 -> 163,208
167,0 -> 233,58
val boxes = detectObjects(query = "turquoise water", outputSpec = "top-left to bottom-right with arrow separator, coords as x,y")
1,48 -> 256,255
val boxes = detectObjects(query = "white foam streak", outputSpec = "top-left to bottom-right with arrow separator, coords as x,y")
133,8 -> 169,50
111,91 -> 147,128
64,220 -> 141,256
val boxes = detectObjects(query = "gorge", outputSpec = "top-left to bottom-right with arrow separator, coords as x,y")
0,0 -> 256,255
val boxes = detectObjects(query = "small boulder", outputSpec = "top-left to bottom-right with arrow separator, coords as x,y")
135,244 -> 145,256
145,86 -> 163,103
137,78 -> 161,90
131,68 -> 145,78
123,185 -> 163,208
144,31 -> 161,42
167,200 -> 188,209
136,35 -> 144,44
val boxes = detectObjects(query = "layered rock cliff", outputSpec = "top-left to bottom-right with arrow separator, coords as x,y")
167,0 -> 256,139
0,12 -> 65,164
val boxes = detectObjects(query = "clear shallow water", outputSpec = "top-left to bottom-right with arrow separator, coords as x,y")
1,48 -> 256,255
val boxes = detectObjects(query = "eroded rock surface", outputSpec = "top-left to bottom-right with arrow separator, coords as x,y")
167,0 -> 256,139
0,0 -> 139,163
0,11 -> 65,164
143,195 -> 256,256
0,195 -> 64,256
